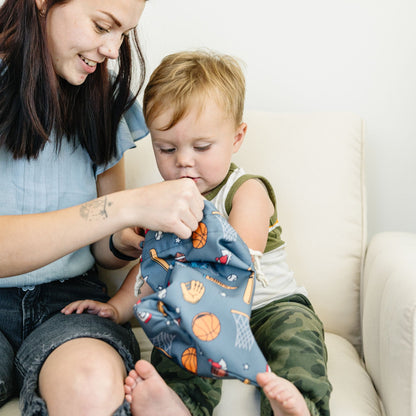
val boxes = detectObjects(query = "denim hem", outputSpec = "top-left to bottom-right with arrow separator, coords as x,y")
16,314 -> 140,415
20,391 -> 132,416
113,399 -> 132,416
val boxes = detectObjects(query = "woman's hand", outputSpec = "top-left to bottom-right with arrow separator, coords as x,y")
129,178 -> 204,239
94,178 -> 204,268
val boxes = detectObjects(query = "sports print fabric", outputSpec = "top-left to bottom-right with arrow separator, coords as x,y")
134,200 -> 269,385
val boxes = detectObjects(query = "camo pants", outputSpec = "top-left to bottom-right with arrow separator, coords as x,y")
152,294 -> 332,416
251,295 -> 331,416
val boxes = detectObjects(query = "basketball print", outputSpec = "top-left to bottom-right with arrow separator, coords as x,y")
192,312 -> 221,341
192,222 -> 208,249
181,347 -> 198,373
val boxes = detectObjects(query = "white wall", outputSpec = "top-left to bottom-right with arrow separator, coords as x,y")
138,0 -> 416,239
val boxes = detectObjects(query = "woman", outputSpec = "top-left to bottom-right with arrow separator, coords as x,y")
0,0 -> 204,414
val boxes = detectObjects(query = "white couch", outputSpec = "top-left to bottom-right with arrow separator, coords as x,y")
2,111 -> 414,415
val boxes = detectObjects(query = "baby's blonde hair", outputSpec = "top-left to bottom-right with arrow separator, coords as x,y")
143,50 -> 246,130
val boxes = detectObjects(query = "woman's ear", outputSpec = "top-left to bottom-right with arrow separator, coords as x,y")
232,122 -> 247,153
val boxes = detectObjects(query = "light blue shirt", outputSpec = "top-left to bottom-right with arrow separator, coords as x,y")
0,99 -> 148,288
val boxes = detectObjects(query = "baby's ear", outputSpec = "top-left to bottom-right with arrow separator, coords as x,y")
233,122 -> 247,152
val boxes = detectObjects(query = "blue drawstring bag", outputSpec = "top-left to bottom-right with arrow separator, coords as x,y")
134,200 -> 269,385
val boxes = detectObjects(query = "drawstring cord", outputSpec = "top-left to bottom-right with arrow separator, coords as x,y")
134,264 -> 145,296
249,249 -> 269,287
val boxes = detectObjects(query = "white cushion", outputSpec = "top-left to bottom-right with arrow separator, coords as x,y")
326,332 -> 384,415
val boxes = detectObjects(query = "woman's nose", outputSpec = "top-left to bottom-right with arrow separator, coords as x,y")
98,36 -> 122,60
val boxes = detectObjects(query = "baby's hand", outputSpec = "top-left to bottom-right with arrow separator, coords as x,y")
61,299 -> 119,323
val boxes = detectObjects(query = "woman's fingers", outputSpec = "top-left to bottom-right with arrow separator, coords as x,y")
133,179 -> 204,238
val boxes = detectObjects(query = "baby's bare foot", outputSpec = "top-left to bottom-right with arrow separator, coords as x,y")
257,372 -> 310,416
124,368 -> 139,404
124,360 -> 190,416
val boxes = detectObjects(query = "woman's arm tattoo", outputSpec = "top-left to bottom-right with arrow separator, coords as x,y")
80,197 -> 112,221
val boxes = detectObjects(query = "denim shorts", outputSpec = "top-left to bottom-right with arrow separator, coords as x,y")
0,268 -> 140,415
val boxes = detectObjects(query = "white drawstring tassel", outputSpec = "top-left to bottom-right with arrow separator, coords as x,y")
134,263 -> 145,296
249,249 -> 269,287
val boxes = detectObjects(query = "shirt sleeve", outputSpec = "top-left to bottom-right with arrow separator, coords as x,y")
95,99 -> 149,176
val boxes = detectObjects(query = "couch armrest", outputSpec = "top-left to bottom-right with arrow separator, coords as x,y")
362,232 -> 416,416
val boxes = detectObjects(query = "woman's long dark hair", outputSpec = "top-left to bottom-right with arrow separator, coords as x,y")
0,0 -> 146,164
